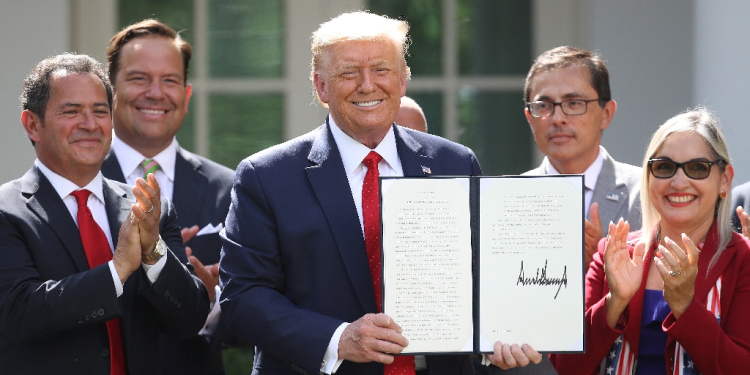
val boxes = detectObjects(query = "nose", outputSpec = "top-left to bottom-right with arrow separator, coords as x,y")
549,103 -> 568,125
669,168 -> 691,189
357,70 -> 375,94
144,79 -> 165,99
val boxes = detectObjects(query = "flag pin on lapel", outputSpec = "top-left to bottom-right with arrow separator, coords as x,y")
605,193 -> 620,201
421,166 -> 432,175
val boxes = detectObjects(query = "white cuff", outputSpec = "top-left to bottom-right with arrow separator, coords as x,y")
320,322 -> 349,374
481,354 -> 492,366
107,260 -> 123,297
199,286 -> 223,338
141,252 -> 168,283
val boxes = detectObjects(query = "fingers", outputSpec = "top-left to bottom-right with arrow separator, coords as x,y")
490,342 -> 539,369
181,225 -> 200,245
604,219 -> 630,263
338,314 -> 409,364
738,206 -> 750,239
209,263 -> 220,277
632,242 -> 646,267
134,176 -> 161,216
589,202 -> 602,233
680,233 -> 700,268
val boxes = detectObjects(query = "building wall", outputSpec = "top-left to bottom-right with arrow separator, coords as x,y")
0,0 -> 70,184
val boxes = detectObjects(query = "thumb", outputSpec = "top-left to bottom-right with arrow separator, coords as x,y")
589,202 -> 601,231
633,242 -> 646,265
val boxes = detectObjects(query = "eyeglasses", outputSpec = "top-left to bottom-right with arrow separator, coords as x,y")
526,99 -> 602,118
648,158 -> 726,180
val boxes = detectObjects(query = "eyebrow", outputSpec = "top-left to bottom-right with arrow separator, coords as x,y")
534,92 -> 587,101
125,69 -> 183,80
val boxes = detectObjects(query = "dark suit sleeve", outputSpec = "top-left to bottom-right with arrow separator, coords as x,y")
139,197 -> 211,339
220,160 -> 343,374
0,210 -> 122,342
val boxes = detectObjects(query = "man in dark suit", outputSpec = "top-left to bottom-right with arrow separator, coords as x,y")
0,53 -> 209,374
219,12 -> 540,375
100,20 -> 235,374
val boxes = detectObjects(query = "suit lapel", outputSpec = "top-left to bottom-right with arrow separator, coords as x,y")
101,149 -> 127,183
591,150 -> 627,226
102,178 -> 132,247
173,148 -> 208,227
306,122 -> 377,313
394,126 -> 432,177
22,166 -> 89,272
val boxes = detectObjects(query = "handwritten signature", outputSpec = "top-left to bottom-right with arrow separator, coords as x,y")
516,260 -> 568,299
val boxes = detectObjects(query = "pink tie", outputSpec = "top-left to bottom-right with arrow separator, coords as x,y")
361,152 -> 415,375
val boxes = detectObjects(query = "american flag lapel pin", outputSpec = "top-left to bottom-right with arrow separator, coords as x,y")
421,165 -> 432,175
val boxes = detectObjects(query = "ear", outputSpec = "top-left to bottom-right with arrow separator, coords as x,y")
599,99 -> 617,131
313,72 -> 330,105
184,84 -> 193,113
721,163 -> 734,194
524,107 -> 533,123
21,110 -> 42,145
399,71 -> 408,97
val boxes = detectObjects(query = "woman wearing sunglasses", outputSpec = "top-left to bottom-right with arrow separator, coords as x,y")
551,107 -> 750,375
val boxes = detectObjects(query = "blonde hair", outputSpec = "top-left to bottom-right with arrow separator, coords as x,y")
640,106 -> 732,270
310,11 -> 411,105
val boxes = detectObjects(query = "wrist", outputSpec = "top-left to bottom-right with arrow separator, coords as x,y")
142,236 -> 167,264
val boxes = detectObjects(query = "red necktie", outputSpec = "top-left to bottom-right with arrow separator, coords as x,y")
71,190 -> 127,375
361,152 -> 415,375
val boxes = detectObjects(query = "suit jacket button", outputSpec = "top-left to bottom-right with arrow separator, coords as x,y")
98,309 -> 105,316
85,314 -> 90,321
92,311 -> 99,319
177,302 -> 183,308
164,291 -> 170,298
101,348 -> 110,357
169,295 -> 175,302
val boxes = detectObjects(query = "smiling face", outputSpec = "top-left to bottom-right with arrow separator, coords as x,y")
112,35 -> 192,157
648,131 -> 731,235
314,39 -> 407,148
525,65 -> 615,174
23,72 -> 112,186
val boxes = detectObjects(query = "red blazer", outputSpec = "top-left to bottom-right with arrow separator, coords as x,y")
551,224 -> 750,375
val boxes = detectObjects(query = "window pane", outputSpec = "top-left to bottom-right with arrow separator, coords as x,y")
404,92 -> 443,136
119,0 -> 194,46
458,0 -> 531,75
368,0 -> 442,76
459,90 -> 531,175
210,93 -> 283,169
210,0 -> 284,77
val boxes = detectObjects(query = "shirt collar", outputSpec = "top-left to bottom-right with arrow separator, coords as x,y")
328,116 -> 401,176
36,160 -> 105,203
111,133 -> 177,181
544,147 -> 605,191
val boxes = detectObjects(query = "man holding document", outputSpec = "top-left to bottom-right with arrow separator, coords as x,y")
219,11 -> 541,375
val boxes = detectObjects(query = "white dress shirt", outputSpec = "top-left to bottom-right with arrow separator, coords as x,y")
544,146 -> 605,214
320,117 -> 404,374
111,133 -> 178,201
37,160 -> 166,296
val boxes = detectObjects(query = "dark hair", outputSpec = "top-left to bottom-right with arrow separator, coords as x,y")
524,46 -> 611,107
106,19 -> 192,86
21,53 -> 113,117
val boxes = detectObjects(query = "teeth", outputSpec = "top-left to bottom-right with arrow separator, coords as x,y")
354,100 -> 381,107
667,195 -> 695,203
139,109 -> 166,115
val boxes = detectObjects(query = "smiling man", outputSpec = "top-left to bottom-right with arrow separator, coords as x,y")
217,11 -> 520,375
490,47 -> 642,375
0,53 -> 209,375
100,19 -> 235,375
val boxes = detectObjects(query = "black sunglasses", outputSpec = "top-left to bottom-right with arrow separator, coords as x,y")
648,158 -> 726,180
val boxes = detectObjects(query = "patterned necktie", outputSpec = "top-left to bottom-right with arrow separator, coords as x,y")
361,152 -> 415,375
142,159 -> 160,179
71,190 -> 127,375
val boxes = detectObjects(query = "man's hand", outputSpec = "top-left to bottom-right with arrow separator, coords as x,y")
487,341 -> 542,369
181,225 -> 199,244
132,174 -> 162,257
186,247 -> 219,301
338,314 -> 408,364
112,211 -> 143,284
584,202 -> 603,272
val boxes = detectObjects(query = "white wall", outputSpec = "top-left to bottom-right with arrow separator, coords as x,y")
694,0 -> 750,187
0,0 -> 70,184
588,0 -> 694,169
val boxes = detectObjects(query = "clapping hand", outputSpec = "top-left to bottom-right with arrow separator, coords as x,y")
603,219 -> 646,328
654,234 -> 699,318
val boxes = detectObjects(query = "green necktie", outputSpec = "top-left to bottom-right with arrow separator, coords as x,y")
141,159 -> 160,179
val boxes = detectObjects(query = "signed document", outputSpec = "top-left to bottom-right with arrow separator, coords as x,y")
380,176 -> 584,354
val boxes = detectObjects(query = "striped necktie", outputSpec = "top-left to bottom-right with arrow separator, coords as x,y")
141,159 -> 160,179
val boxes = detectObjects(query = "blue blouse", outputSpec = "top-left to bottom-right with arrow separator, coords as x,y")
635,289 -> 671,375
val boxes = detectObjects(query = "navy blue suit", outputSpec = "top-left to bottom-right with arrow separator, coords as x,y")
102,146 -> 235,374
0,166 -> 210,374
220,122 -> 481,375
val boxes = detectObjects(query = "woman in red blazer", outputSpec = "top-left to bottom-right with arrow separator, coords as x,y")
551,107 -> 750,375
